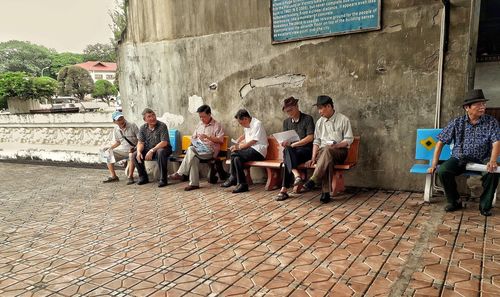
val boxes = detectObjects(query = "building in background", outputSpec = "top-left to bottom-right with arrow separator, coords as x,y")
75,61 -> 117,83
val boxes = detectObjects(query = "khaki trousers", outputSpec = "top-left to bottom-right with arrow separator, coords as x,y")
177,146 -> 213,186
313,146 -> 348,192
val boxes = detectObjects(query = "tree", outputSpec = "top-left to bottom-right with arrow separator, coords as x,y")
109,0 -> 128,48
0,72 -> 34,99
0,41 -> 55,76
50,52 -> 84,77
93,79 -> 118,106
31,77 -> 58,99
57,66 -> 94,100
83,43 -> 116,62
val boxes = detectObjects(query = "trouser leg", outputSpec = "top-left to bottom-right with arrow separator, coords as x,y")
156,146 -> 172,182
230,148 -> 264,185
133,151 -> 148,181
313,146 -> 347,184
282,146 -> 295,188
480,173 -> 499,211
437,157 -> 465,206
178,147 -> 196,176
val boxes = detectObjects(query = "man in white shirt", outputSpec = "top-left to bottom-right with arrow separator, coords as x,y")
221,109 -> 268,193
102,111 -> 139,185
302,95 -> 354,203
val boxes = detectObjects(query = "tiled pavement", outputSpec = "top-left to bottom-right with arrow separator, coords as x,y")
0,162 -> 499,297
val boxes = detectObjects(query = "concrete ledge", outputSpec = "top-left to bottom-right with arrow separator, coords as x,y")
0,143 -> 101,164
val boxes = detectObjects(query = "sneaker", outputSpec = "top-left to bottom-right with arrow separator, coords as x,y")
103,176 -> 119,183
126,177 -> 135,185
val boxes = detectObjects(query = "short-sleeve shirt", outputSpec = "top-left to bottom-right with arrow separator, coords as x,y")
313,112 -> 353,148
438,114 -> 500,163
138,120 -> 170,152
283,112 -> 315,148
192,118 -> 225,157
244,117 -> 268,157
113,120 -> 139,151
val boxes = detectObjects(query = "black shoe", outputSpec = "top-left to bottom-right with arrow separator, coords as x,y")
480,209 -> 492,216
275,192 -> 289,201
221,178 -> 236,188
137,179 -> 149,185
320,192 -> 331,203
232,184 -> 249,193
302,179 -> 316,191
158,180 -> 167,188
102,176 -> 119,183
444,203 -> 462,212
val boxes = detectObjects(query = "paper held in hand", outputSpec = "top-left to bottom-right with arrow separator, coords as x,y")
192,138 -> 211,154
466,163 -> 500,173
272,130 -> 300,144
99,148 -> 115,163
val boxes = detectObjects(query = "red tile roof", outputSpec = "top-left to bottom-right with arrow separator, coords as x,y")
75,61 -> 117,72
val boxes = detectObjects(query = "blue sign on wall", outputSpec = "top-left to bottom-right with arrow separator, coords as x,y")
271,0 -> 381,43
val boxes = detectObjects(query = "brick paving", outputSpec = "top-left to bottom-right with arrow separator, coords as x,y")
0,162 -> 499,297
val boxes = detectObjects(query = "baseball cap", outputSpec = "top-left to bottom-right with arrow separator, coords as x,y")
112,111 -> 124,121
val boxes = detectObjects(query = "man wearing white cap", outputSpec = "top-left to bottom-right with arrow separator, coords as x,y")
102,111 -> 140,184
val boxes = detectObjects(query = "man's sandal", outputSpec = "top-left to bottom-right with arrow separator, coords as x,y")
275,192 -> 289,201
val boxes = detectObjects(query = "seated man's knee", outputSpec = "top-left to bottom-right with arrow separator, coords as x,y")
156,147 -> 172,156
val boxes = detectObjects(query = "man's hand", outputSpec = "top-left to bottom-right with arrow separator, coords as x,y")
281,141 -> 290,148
199,134 -> 209,141
229,143 -> 240,152
427,165 -> 437,174
145,150 -> 154,161
305,159 -> 316,167
486,161 -> 498,173
136,152 -> 144,163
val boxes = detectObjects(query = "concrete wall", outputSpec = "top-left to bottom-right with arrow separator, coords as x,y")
0,113 -> 114,163
475,61 -> 500,106
118,0 -> 476,190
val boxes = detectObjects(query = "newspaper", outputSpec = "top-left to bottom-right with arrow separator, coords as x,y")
99,148 -> 115,163
272,130 -> 300,144
466,163 -> 500,173
192,138 -> 211,154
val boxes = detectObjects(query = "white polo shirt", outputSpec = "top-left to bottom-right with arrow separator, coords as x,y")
244,117 -> 268,157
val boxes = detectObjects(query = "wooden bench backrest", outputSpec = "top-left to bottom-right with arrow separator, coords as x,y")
415,129 -> 451,162
181,135 -> 229,153
266,137 -> 281,160
345,136 -> 360,165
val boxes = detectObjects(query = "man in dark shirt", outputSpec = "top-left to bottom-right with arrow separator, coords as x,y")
276,97 -> 315,201
428,89 -> 499,216
133,108 -> 172,187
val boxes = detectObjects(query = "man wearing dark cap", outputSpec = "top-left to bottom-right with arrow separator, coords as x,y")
276,97 -> 315,201
428,89 -> 499,216
302,95 -> 354,203
102,111 -> 139,184
134,108 -> 173,187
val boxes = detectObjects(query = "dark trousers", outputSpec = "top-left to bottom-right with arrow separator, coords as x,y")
281,146 -> 312,188
437,157 -> 499,211
229,147 -> 265,185
133,146 -> 172,182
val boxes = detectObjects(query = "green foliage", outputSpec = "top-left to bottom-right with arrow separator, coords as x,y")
0,72 -> 34,99
93,79 -> 118,106
83,43 -> 116,62
0,72 -> 57,101
0,41 -> 55,76
109,0 -> 128,48
31,77 -> 58,99
57,66 -> 94,100
50,52 -> 84,77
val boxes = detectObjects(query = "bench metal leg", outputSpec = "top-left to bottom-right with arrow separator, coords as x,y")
331,171 -> 345,196
493,190 -> 497,207
423,173 -> 433,203
264,168 -> 281,191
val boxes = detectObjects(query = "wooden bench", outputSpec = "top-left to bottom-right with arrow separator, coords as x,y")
410,128 -> 497,204
225,136 -> 360,193
296,136 -> 360,195
170,135 -> 229,183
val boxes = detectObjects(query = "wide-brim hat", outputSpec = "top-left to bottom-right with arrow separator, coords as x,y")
282,96 -> 299,111
462,89 -> 488,106
313,95 -> 334,106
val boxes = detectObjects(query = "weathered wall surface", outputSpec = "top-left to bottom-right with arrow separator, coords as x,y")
118,0 -> 475,190
0,113 -> 114,163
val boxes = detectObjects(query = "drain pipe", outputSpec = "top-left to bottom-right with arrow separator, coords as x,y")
434,0 -> 450,128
